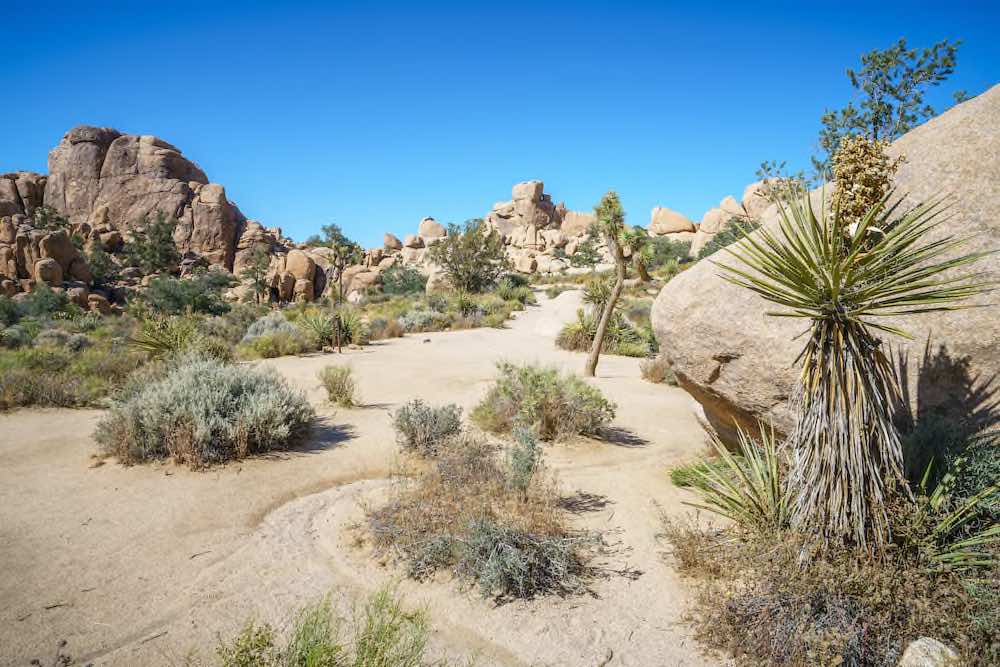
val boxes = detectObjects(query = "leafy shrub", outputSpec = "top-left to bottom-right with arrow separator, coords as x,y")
369,431 -> 595,599
544,285 -> 570,300
296,309 -> 336,347
94,355 -> 314,468
318,365 -> 357,407
669,458 -> 733,488
495,279 -> 535,305
335,307 -> 369,346
648,237 -> 692,268
238,312 -> 314,358
398,309 -> 446,333
381,263 -> 427,295
505,426 -> 542,494
368,317 -> 404,340
32,328 -> 71,348
15,283 -> 72,320
0,342 -> 144,410
471,362 -> 616,440
640,355 -> 676,384
218,587 -> 440,667
391,399 -> 462,456
143,271 -> 235,315
0,297 -> 19,326
427,218 -> 512,293
698,217 -> 761,259
129,315 -> 200,359
123,210 -> 180,274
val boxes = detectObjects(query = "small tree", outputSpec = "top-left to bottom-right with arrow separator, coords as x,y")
569,235 -> 601,271
427,219 -> 511,293
125,211 -> 180,275
584,192 -> 627,377
814,38 -> 961,177
240,246 -> 271,304
86,243 -> 118,287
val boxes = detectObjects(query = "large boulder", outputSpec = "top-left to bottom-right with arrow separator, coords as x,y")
561,210 -> 595,236
33,258 -> 63,285
384,232 -> 403,251
418,217 -> 446,240
0,173 -> 46,217
44,126 -> 245,270
650,206 -> 696,235
651,84 -> 1000,443
285,249 -> 316,281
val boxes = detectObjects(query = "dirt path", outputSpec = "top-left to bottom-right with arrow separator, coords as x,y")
0,291 -> 718,666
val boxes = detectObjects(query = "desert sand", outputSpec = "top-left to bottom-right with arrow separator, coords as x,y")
0,291 -> 719,666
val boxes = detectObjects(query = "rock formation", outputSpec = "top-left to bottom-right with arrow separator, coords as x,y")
651,84 -> 1000,442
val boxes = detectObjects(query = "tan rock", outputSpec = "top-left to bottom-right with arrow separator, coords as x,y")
742,181 -> 771,219
650,207 -> 696,235
719,195 -> 744,218
275,271 -> 296,302
87,292 -> 111,315
512,180 -> 544,202
652,84 -> 1000,442
403,234 -> 424,249
293,278 -> 315,302
285,249 -> 316,281
67,257 -> 93,284
34,258 -> 63,285
898,638 -> 959,667
418,217 -> 446,239
513,253 -> 537,274
401,247 -> 426,264
560,210 -> 595,236
699,208 -> 728,234
66,286 -> 89,308
383,233 -> 403,251
39,230 -> 78,272
0,217 -> 16,244
0,245 -> 15,279
1,279 -> 16,297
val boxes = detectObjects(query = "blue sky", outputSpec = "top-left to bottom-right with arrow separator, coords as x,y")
4,1 -> 998,247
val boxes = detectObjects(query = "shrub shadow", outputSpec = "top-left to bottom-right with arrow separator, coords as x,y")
597,425 -> 650,448
558,491 -> 613,514
893,337 -> 999,484
287,419 -> 356,455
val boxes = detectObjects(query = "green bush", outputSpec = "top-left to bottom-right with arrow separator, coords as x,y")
427,218 -> 512,293
94,355 -> 314,468
391,399 -> 462,456
0,297 -> 19,326
505,426 -> 542,494
143,270 -> 235,315
556,308 -> 648,357
471,362 -> 616,440
318,365 -> 357,407
0,341 -> 144,410
15,283 -> 73,320
648,237 -> 692,268
123,210 -> 180,275
238,312 -> 314,358
381,263 -> 427,295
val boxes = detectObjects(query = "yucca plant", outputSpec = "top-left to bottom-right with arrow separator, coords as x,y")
716,191 -> 992,553
683,423 -> 791,534
128,315 -> 201,359
917,461 -> 1000,570
296,309 -> 336,347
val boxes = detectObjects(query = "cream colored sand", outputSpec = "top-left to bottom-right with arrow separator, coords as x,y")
0,291 -> 719,666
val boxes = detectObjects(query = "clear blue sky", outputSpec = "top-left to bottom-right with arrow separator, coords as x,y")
4,1 -> 998,248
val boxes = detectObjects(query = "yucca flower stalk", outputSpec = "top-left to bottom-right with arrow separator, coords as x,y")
716,190 -> 992,553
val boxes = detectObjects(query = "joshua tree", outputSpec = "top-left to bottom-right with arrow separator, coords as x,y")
620,225 -> 653,282
717,183 -> 991,553
584,192 -> 627,377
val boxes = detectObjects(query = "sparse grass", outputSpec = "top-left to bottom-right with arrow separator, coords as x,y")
471,362 -> 616,440
669,458 -> 731,488
94,354 -> 314,468
318,365 -> 358,407
391,399 -> 462,457
369,431 -> 597,599
217,586 -> 455,667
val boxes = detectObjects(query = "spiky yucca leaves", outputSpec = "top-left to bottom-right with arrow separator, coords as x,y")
717,192 -> 991,553
683,423 -> 791,534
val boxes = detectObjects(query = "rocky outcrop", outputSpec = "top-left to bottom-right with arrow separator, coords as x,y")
42,126 -> 245,269
650,206 -> 695,235
652,84 -> 1000,442
0,172 -> 47,217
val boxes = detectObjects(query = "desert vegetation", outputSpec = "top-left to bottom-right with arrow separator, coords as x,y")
471,362 -> 616,440
371,413 -> 599,599
94,354 -> 314,468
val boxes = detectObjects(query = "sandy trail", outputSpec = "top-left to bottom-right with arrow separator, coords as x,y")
0,291 -> 718,666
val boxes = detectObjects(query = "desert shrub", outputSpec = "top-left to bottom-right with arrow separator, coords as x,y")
662,523 -> 996,666
505,426 -> 542,494
15,283 -> 72,320
143,270 -> 235,315
0,341 -> 144,410
94,355 -> 314,468
698,217 -> 761,259
494,279 -> 535,305
335,307 -> 369,346
471,362 -> 615,440
368,316 -> 404,340
238,312 -> 313,358
544,285 -> 569,299
296,309 -> 336,347
318,365 -> 357,407
669,458 -> 732,488
556,308 -> 648,357
0,297 -> 19,326
640,355 -> 676,384
427,218 -> 512,293
426,293 -> 449,313
398,309 -> 446,333
129,315 -> 200,358
369,432 -> 595,599
217,587 -> 440,667
1,324 -> 31,349
32,328 -> 71,348
391,399 -> 462,456
123,210 -> 180,274
381,263 -> 427,295
648,237 -> 692,268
